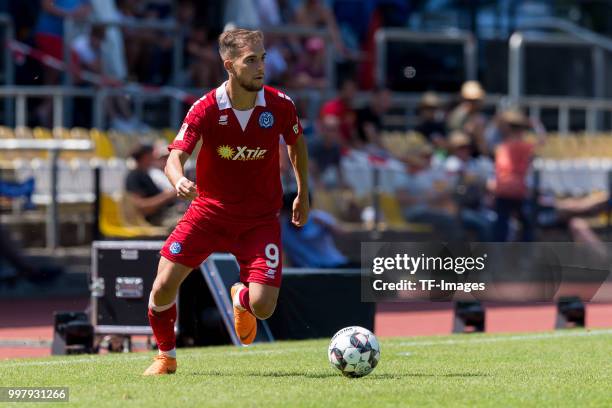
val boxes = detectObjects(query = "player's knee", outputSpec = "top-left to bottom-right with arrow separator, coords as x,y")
250,298 -> 276,320
151,279 -> 178,305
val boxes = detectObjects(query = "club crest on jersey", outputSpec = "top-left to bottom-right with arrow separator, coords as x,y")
217,145 -> 267,161
259,111 -> 274,128
169,242 -> 182,255
218,114 -> 228,125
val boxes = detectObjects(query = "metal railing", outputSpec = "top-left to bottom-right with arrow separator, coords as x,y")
509,17 -> 612,103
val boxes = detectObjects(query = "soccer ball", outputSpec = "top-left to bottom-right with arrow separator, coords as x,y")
328,326 -> 380,378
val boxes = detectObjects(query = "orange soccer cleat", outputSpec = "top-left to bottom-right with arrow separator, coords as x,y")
231,282 -> 257,345
142,354 -> 177,376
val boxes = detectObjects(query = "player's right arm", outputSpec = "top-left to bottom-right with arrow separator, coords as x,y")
165,149 -> 197,200
165,96 -> 207,200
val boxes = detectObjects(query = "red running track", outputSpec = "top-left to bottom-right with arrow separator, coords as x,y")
1,298 -> 611,359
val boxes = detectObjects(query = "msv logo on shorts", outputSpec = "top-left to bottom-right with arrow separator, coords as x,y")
259,111 -> 274,128
169,242 -> 182,255
217,145 -> 267,161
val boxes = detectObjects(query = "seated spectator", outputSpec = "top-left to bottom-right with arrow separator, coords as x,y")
415,91 -> 447,154
148,140 -> 174,191
71,24 -> 105,76
444,131 -> 494,185
319,77 -> 358,146
492,110 -> 540,241
309,115 -> 344,189
444,131 -> 495,241
355,87 -> 392,156
447,80 -> 489,157
125,144 -> 177,227
281,193 -> 350,268
397,145 -> 463,241
555,192 -> 609,256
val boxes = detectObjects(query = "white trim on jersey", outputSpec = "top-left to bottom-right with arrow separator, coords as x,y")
232,108 -> 255,131
215,80 -> 266,110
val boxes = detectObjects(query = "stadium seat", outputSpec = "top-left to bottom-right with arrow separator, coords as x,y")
99,193 -> 165,238
378,193 -> 432,232
70,127 -> 91,140
14,126 -> 33,139
33,127 -> 52,139
90,129 -> 116,159
162,128 -> 176,143
120,194 -> 167,235
0,126 -> 14,139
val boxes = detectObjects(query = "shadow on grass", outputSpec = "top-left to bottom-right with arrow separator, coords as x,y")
188,370 -> 337,379
187,371 -> 488,379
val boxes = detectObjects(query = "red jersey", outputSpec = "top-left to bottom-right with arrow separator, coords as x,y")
168,81 -> 303,222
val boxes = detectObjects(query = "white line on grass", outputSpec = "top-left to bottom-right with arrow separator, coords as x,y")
397,329 -> 612,349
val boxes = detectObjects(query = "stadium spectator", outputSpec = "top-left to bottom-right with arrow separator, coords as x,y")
281,193 -> 349,268
184,26 -> 222,88
125,144 -> 177,227
35,0 -> 91,61
116,0 -> 175,84
355,86 -> 392,156
89,0 -> 128,81
397,144 -> 463,240
223,0 -> 261,28
309,115 -> 344,189
447,80 -> 489,157
444,131 -> 495,241
492,110 -> 538,241
415,91 -> 447,153
34,0 -> 92,125
294,36 -> 328,89
71,24 -> 105,75
262,35 -> 291,87
293,0 -> 350,59
116,0 -> 144,79
255,0 -> 284,27
319,77 -> 358,146
70,23 -> 107,127
148,141 -> 174,192
70,24 -> 147,131
555,192 -> 609,256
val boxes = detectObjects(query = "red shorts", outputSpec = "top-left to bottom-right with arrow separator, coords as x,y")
160,208 -> 283,288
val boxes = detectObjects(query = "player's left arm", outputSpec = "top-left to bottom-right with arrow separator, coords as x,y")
287,134 -> 310,227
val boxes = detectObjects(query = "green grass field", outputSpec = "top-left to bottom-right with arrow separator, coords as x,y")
1,329 -> 610,407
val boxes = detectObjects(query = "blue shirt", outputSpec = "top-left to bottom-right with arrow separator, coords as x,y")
282,210 -> 348,268
35,0 -> 88,36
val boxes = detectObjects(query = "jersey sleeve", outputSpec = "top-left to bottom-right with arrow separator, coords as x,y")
282,99 -> 303,146
168,98 -> 207,155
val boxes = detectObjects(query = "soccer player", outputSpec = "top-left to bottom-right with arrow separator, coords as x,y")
143,28 -> 309,375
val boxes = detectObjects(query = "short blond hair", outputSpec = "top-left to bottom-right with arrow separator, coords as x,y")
218,29 -> 264,60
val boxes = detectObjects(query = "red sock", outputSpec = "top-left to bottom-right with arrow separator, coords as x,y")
239,286 -> 253,314
147,304 -> 176,353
